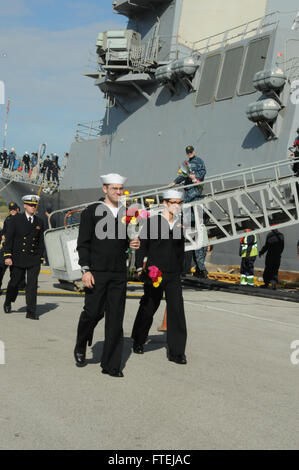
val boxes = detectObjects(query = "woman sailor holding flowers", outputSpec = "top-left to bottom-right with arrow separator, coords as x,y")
131,189 -> 188,365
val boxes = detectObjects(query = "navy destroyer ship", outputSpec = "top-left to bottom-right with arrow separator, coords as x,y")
1,0 -> 299,270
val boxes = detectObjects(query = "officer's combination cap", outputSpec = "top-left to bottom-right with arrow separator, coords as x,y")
22,195 -> 40,205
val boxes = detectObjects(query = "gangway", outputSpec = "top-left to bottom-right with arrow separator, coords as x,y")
123,157 -> 299,251
44,158 -> 299,282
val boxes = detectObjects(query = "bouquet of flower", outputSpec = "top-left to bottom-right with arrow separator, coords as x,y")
122,206 -> 150,241
177,160 -> 192,179
148,265 -> 162,288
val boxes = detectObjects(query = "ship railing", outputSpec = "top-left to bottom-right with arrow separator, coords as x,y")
48,202 -> 97,229
0,165 -> 44,187
0,166 -> 66,190
102,40 -> 158,70
75,120 -> 103,142
95,12 -> 280,75
191,12 -> 279,54
100,35 -> 191,70
139,12 -> 280,62
84,50 -> 102,76
124,157 -> 299,207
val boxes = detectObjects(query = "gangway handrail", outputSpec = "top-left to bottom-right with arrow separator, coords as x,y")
48,200 -> 100,229
48,157 -> 299,229
125,157 -> 299,203
45,160 -> 299,282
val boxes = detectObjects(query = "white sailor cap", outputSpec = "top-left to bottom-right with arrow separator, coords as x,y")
100,173 -> 127,185
22,195 -> 40,205
162,189 -> 183,200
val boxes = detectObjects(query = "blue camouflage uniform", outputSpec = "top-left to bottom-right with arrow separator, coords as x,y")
174,155 -> 206,203
174,154 -> 208,276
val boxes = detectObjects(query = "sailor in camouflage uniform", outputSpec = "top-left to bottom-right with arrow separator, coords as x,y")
3,195 -> 45,319
171,145 -> 208,277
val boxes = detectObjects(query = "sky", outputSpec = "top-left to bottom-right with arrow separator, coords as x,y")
0,0 -> 127,156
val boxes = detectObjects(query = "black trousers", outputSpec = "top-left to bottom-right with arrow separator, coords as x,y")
263,259 -> 281,285
75,271 -> 127,372
0,264 -> 26,289
5,264 -> 40,313
240,257 -> 256,276
52,173 -> 59,184
131,273 -> 187,357
0,264 -> 8,288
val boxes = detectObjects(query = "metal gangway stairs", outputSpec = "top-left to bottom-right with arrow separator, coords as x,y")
44,158 -> 299,282
125,157 -> 299,251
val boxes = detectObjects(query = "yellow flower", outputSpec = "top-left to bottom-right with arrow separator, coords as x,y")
121,216 -> 126,224
158,277 -> 162,283
153,282 -> 160,288
130,217 -> 138,225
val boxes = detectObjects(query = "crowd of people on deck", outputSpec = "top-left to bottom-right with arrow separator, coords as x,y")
0,148 -> 69,186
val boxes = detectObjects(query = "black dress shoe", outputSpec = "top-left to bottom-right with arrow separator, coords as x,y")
193,270 -> 208,279
168,354 -> 187,365
74,349 -> 86,367
102,369 -> 124,377
26,312 -> 39,320
133,343 -> 144,354
3,303 -> 11,314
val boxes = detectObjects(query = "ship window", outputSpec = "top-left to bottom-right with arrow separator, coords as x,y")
195,53 -> 222,106
215,46 -> 244,101
238,36 -> 270,95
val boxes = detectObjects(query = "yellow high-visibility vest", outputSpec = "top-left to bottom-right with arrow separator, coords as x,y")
241,234 -> 258,258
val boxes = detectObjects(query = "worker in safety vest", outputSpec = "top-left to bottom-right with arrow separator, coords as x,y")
239,228 -> 258,286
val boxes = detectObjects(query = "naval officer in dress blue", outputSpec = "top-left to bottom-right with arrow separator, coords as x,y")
3,195 -> 45,319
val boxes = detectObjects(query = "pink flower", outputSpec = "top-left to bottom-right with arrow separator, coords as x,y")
148,265 -> 160,279
139,209 -> 150,219
127,207 -> 139,217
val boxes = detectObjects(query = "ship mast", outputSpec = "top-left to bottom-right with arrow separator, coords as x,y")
3,97 -> 10,150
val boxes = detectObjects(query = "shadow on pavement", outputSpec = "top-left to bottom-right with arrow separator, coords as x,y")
17,303 -> 59,316
88,333 -> 167,370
